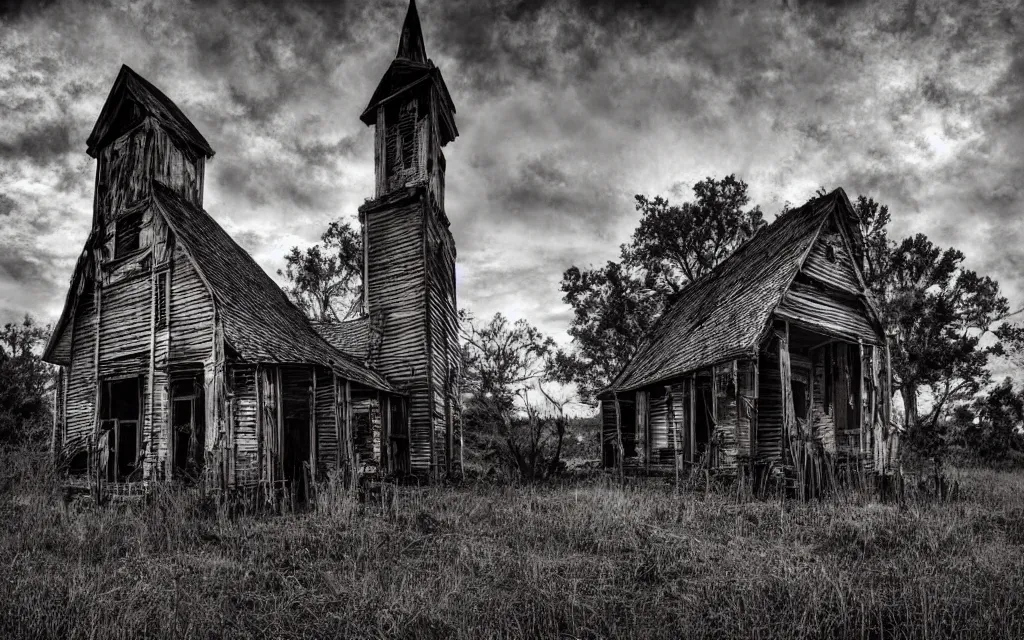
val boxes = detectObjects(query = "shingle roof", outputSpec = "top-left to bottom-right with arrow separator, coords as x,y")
311,317 -> 371,361
607,189 -> 859,393
152,185 -> 394,392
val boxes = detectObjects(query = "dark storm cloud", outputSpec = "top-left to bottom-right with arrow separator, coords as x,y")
2,0 -> 1024,353
0,120 -> 74,164
0,194 -> 15,217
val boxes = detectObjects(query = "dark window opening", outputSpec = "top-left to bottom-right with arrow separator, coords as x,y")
792,380 -> 808,421
825,243 -> 837,263
399,102 -> 417,171
115,211 -> 143,258
171,376 -> 205,481
68,450 -> 89,475
156,271 -> 168,329
100,376 -> 142,482
388,398 -> 409,475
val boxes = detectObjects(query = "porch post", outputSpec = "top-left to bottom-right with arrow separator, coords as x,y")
613,393 -> 624,485
666,384 -> 680,491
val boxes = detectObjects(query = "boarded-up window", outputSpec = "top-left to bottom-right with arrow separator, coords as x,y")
115,211 -> 143,258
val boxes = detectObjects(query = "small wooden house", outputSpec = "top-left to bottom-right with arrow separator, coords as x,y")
600,189 -> 900,485
43,0 -> 461,495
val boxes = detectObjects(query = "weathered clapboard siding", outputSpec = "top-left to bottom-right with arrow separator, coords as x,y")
97,125 -> 150,221
168,245 -> 214,363
776,281 -> 877,343
232,365 -> 259,485
801,223 -> 862,295
314,367 -> 338,473
364,197 -> 432,472
151,125 -> 202,206
66,281 -> 97,445
98,275 -> 150,367
426,202 -> 458,472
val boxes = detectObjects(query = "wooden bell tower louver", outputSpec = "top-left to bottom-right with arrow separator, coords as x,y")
358,0 -> 461,480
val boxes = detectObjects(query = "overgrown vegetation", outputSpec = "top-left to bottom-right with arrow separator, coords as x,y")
2,452 -> 1024,639
0,316 -> 53,452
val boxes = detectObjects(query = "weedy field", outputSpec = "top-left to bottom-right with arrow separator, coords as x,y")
1,456 -> 1023,640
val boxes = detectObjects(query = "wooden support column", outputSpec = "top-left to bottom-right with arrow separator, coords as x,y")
383,395 -> 392,475
275,367 -> 284,485
752,359 -> 760,460
636,391 -> 648,473
666,384 -> 680,491
374,104 -> 387,197
310,370 -> 317,482
857,339 -> 865,459
613,393 -> 625,485
146,269 -> 156,480
345,380 -> 356,490
689,375 -> 696,465
256,365 -> 264,486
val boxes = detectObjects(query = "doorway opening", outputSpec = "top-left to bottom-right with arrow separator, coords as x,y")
99,376 -> 142,482
171,376 -> 205,481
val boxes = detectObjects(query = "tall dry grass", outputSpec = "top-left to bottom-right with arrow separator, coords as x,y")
1,453 -> 1022,639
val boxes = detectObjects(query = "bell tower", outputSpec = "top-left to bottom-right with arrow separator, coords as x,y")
358,0 -> 460,480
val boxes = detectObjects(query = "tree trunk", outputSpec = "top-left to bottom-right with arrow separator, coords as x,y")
901,385 -> 918,430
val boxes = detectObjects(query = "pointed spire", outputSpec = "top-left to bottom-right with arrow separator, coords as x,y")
396,0 -> 427,63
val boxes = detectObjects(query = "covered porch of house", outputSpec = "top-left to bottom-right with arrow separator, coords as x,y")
601,319 -> 897,487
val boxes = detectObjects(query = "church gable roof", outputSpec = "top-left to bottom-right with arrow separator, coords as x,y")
151,185 -> 394,392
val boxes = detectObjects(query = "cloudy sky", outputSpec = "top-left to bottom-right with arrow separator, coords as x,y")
1,0 -> 1023,348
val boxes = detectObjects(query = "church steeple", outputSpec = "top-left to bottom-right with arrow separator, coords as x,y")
360,0 -> 457,202
357,0 -> 461,480
396,0 -> 427,63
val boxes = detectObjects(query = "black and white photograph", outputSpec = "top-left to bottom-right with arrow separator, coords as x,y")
1,0 -> 1023,637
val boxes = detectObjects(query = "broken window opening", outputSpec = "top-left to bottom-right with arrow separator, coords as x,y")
115,211 -> 143,258
171,376 -> 205,481
100,376 -> 142,482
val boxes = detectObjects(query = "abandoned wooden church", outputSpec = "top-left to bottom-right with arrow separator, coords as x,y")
600,189 -> 900,486
43,0 -> 461,494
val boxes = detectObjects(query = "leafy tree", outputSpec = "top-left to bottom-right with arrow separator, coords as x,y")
0,315 -> 53,451
879,235 -> 1007,436
559,175 -> 765,401
278,220 -> 363,322
847,195 -> 1013,465
460,311 -> 572,481
625,174 -> 765,299
954,378 -> 1024,459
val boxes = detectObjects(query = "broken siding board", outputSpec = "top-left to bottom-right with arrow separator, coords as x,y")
775,282 -> 877,344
